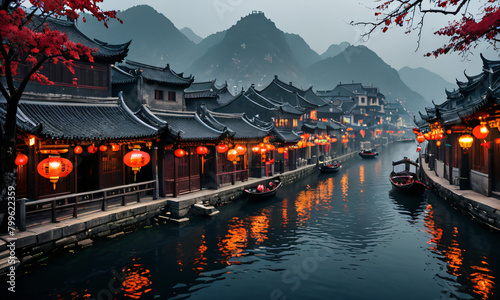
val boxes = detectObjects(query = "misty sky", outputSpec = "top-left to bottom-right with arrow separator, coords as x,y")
99,0 -> 498,85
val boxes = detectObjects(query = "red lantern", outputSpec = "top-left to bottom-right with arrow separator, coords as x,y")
472,124 -> 489,139
436,140 -> 441,147
15,153 -> 28,166
123,150 -> 151,181
111,144 -> 120,152
217,143 -> 229,153
235,144 -> 246,155
277,147 -> 285,154
252,146 -> 260,154
87,145 -> 97,154
416,146 -> 421,152
99,145 -> 108,152
331,137 -> 337,143
196,146 -> 208,156
306,141 -> 314,147
257,185 -> 265,192
424,133 -> 430,141
74,146 -> 83,154
227,149 -> 238,161
436,133 -> 443,140
416,135 -> 425,144
413,128 -> 420,134
37,157 -> 73,189
174,149 -> 186,158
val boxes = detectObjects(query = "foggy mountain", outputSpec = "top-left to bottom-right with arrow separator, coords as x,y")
284,33 -> 322,68
180,27 -> 203,44
398,67 -> 456,105
306,45 -> 431,114
77,5 -> 195,70
187,12 -> 304,91
76,5 -> 445,114
321,42 -> 350,59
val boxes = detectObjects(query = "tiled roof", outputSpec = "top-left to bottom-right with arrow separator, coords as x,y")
148,109 -> 224,141
40,17 -> 130,63
114,60 -> 194,87
7,94 -> 160,141
272,128 -> 301,143
205,111 -> 271,139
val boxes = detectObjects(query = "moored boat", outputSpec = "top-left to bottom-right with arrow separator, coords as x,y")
389,157 -> 427,195
244,178 -> 282,200
319,160 -> 342,173
359,148 -> 379,158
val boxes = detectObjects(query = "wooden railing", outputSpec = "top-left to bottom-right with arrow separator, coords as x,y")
16,180 -> 156,231
216,169 -> 249,186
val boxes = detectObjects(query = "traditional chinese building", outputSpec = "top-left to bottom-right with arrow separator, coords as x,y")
112,60 -> 194,111
416,54 -> 500,197
317,82 -> 386,126
184,80 -> 235,111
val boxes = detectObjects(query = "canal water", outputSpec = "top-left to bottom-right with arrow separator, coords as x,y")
5,142 -> 500,299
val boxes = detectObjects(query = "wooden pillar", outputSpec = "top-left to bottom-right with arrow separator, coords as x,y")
448,143 -> 453,185
488,143 -> 494,196
152,146 -> 159,200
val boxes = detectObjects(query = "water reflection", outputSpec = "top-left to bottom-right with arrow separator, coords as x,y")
424,203 -> 496,299
121,259 -> 152,299
9,143 -> 500,300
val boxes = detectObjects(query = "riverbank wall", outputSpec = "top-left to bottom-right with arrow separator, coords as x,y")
0,151 -> 358,277
421,159 -> 500,231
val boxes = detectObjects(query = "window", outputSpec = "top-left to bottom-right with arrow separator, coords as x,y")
155,90 -> 164,100
310,110 -> 317,120
293,119 -> 298,127
168,91 -> 176,102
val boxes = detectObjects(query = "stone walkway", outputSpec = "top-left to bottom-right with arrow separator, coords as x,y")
422,161 -> 500,230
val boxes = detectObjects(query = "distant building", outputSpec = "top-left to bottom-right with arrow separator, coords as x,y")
184,80 -> 234,111
317,82 -> 386,126
112,60 -> 194,111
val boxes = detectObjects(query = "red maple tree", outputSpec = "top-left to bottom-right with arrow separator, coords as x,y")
353,0 -> 500,57
0,0 -> 120,230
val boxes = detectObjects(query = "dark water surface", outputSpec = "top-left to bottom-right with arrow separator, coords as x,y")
5,142 -> 500,299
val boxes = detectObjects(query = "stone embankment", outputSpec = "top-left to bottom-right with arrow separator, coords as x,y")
421,160 -> 500,231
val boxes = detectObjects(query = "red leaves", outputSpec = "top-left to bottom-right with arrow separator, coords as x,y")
1,2 -> 119,88
361,0 -> 500,58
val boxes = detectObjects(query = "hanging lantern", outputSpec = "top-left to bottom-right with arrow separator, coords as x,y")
37,156 -> 73,190
472,124 -> 489,139
436,140 -> 441,147
306,141 -> 314,147
251,145 -> 261,154
227,149 -> 238,161
416,135 -> 425,144
235,144 -> 246,155
331,137 -> 337,143
174,148 -> 186,158
15,153 -> 28,166
217,143 -> 229,153
111,144 -> 120,152
99,145 -> 108,152
416,146 -> 421,152
458,134 -> 474,149
74,146 -> 83,155
87,145 -> 97,154
123,150 -> 151,181
196,146 -> 209,156
436,133 -> 443,140
277,147 -> 285,154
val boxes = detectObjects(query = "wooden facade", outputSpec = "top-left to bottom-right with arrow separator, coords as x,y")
417,54 -> 500,197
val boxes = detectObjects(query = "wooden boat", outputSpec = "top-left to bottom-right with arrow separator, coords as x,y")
389,157 -> 427,195
319,160 -> 342,173
359,148 -> 379,158
244,178 -> 282,200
